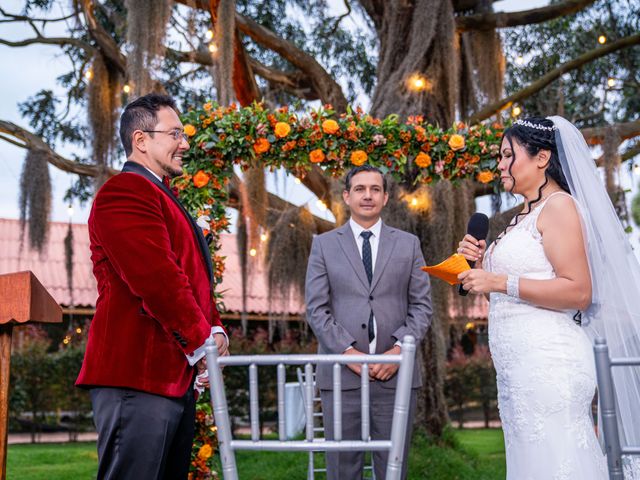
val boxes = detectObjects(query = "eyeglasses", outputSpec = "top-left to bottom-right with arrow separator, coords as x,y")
142,129 -> 189,141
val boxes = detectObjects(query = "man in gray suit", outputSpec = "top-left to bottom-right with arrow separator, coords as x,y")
305,165 -> 432,479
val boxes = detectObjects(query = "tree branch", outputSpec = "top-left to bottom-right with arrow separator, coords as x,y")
466,33 -> 640,124
249,58 -> 319,100
234,12 -> 348,111
0,120 -> 118,177
457,0 -> 596,32
79,0 -> 126,73
582,121 -> 640,146
453,0 -> 499,12
0,35 -> 94,54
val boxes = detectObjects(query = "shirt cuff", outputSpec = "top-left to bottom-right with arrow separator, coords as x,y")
186,327 -> 228,366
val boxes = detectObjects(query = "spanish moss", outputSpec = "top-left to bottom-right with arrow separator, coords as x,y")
19,149 -> 52,252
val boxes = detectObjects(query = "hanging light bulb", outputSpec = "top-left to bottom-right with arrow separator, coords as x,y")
75,327 -> 82,334
123,84 -> 131,94
598,35 -> 607,44
607,77 -> 616,88
84,69 -> 93,80
515,55 -> 524,65
411,198 -> 418,207
249,248 -> 257,257
260,233 -> 268,242
407,73 -> 431,92
205,29 -> 214,40
209,42 -> 219,54
512,105 -> 522,117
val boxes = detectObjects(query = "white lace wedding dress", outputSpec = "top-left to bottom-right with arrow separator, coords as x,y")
484,193 -> 608,479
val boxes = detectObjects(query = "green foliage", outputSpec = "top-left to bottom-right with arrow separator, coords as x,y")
504,0 -> 639,126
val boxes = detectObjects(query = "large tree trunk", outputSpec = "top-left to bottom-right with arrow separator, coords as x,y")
364,0 -> 462,436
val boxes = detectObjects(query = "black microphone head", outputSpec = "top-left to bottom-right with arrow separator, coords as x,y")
467,213 -> 489,241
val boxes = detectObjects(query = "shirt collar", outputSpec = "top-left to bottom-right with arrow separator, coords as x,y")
349,217 -> 382,239
143,166 -> 162,182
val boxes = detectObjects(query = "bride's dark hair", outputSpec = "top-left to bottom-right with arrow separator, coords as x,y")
497,117 -> 571,241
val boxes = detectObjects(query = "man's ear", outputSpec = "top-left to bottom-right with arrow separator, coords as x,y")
342,189 -> 350,203
132,130 -> 147,154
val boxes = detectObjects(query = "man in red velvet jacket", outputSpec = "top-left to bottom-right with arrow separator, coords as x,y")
76,93 -> 228,479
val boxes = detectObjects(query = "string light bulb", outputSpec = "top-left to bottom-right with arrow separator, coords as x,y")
206,29 -> 214,40
411,198 -> 418,207
123,84 -> 131,94
75,327 -> 82,334
515,55 -> 524,65
84,69 -> 93,80
407,73 -> 431,92
260,233 -> 268,242
208,42 -> 219,54
607,77 -> 616,88
512,105 -> 522,117
249,248 -> 257,257
598,35 -> 607,44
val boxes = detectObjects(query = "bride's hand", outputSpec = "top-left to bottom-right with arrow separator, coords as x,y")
458,269 -> 503,295
457,235 -> 486,267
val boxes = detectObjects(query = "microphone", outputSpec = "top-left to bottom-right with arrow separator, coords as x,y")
458,212 -> 490,296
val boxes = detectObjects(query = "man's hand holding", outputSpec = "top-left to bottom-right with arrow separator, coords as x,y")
343,347 -> 366,376
369,345 -> 401,382
214,332 -> 229,356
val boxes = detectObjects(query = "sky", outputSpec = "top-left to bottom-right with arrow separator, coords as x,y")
1,0 -> 638,236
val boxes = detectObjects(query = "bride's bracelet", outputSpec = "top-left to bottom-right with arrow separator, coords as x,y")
506,275 -> 520,298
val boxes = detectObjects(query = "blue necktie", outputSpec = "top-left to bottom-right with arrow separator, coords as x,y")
361,231 -> 374,343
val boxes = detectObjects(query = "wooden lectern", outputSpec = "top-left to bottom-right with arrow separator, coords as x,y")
0,271 -> 62,480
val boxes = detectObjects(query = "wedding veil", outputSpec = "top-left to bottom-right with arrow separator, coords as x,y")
550,115 -> 640,477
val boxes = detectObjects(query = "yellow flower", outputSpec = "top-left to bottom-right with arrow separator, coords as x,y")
448,134 -> 465,151
184,124 -> 197,137
197,443 -> 213,461
309,149 -> 325,163
253,138 -> 271,154
322,119 -> 339,135
193,170 -> 211,188
476,170 -> 495,184
350,150 -> 368,166
415,152 -> 432,168
274,122 -> 291,138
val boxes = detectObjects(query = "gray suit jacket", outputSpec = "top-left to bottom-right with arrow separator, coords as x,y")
305,221 -> 432,390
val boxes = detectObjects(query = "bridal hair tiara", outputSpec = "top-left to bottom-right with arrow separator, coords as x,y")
513,119 -> 557,131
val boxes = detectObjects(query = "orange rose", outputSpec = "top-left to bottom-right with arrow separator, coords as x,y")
448,134 -> 465,151
193,170 -> 210,188
309,149 -> 326,163
197,444 -> 213,461
183,124 -> 197,137
476,170 -> 495,184
253,138 -> 270,154
415,152 -> 432,168
203,102 -> 213,111
274,122 -> 291,138
322,119 -> 339,134
350,150 -> 368,166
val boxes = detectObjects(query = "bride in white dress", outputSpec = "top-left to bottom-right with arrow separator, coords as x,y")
457,117 -> 612,479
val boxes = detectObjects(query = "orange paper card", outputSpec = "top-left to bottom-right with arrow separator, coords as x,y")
421,254 -> 471,285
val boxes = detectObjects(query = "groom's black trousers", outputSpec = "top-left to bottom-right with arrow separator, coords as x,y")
90,386 -> 196,480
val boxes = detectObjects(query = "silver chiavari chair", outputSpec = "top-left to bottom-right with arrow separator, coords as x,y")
593,338 -> 640,480
205,335 -> 417,480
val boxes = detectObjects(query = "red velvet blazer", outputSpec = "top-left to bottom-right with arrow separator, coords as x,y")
76,161 -> 223,398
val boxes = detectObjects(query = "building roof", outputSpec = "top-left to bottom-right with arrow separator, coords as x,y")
0,217 -> 487,319
0,218 -> 304,315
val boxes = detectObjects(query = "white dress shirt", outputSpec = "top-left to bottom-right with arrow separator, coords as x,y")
141,166 -> 227,364
349,217 -> 382,354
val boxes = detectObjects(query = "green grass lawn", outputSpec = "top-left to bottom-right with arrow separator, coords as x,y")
7,428 -> 505,479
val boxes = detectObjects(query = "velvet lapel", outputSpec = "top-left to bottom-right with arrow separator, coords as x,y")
121,161 -> 214,287
371,223 -> 397,292
336,222 -> 369,292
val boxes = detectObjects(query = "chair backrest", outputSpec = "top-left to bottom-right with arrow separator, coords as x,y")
205,336 -> 417,480
593,338 -> 640,480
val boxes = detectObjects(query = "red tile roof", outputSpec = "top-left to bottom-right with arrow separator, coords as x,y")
0,218 -> 304,315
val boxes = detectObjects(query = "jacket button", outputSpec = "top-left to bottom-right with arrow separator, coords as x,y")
361,323 -> 366,329
369,295 -> 374,300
